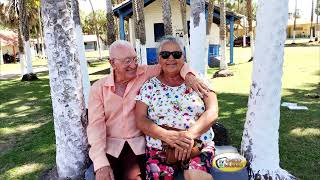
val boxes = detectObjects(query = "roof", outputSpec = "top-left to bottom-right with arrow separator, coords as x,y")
113,0 -> 243,22
0,30 -> 18,46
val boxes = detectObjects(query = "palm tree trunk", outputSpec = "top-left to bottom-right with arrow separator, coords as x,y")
179,0 -> 190,62
38,7 -> 45,57
219,0 -> 228,70
292,0 -> 297,44
106,0 -> 116,46
310,0 -> 315,42
72,0 -> 91,108
0,40 -> 3,64
133,0 -> 147,64
246,0 -> 254,60
18,27 -> 26,75
19,0 -> 33,74
88,0 -> 102,59
162,0 -> 172,36
41,0 -> 89,178
189,0 -> 206,76
241,0 -> 297,179
205,0 -> 214,67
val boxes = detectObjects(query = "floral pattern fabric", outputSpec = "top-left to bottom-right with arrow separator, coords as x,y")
145,145 -> 215,180
135,77 -> 214,150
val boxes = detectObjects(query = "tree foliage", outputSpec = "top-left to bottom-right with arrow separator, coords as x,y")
81,9 -> 107,35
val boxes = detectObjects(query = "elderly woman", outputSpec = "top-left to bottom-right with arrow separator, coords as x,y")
135,36 -> 218,180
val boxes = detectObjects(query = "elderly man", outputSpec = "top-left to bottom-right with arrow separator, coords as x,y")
87,40 -> 209,180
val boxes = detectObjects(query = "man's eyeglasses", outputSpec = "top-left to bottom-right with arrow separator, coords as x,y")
159,51 -> 183,59
112,57 -> 138,65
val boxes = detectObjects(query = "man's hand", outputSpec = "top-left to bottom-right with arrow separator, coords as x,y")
95,166 -> 114,180
185,73 -> 210,98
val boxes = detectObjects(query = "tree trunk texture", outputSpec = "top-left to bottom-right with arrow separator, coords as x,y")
41,0 -> 89,178
241,1 -> 297,179
161,0 -> 173,36
179,0 -> 190,62
106,0 -> 116,46
219,0 -> 228,70
133,0 -> 147,64
88,0 -> 102,59
189,0 -> 206,76
247,0 -> 254,59
19,0 -> 33,74
72,0 -> 91,108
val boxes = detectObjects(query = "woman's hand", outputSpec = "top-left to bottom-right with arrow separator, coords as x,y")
185,73 -> 210,98
174,131 -> 195,161
164,130 -> 193,151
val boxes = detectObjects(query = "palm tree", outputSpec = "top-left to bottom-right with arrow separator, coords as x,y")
72,0 -> 91,108
309,0 -> 315,42
162,0 -> 172,36
133,0 -> 147,64
19,0 -> 36,79
316,0 -> 320,41
246,0 -> 254,61
41,0 -> 89,178
292,0 -> 298,44
106,0 -> 116,46
205,0 -> 214,67
241,0 -> 297,179
88,0 -> 102,59
179,0 -> 190,62
213,0 -> 233,78
189,0 -> 206,76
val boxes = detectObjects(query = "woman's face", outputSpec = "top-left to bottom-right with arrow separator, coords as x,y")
158,42 -> 184,75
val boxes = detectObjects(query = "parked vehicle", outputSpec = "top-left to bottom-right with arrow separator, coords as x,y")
233,36 -> 250,47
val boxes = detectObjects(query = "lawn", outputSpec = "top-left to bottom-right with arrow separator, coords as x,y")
0,46 -> 319,179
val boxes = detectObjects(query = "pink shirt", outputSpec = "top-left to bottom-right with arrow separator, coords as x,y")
87,64 -> 192,171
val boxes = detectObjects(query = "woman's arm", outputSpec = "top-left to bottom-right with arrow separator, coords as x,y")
134,101 -> 193,150
187,92 -> 219,139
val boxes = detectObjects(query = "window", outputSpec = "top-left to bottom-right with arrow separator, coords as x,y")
154,23 -> 165,42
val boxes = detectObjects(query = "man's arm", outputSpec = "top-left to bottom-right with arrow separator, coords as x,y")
87,84 -> 110,172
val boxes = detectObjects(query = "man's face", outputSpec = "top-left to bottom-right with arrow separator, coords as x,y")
110,45 -> 138,81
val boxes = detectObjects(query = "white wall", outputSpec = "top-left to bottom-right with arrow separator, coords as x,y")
2,45 -> 17,55
128,0 -> 220,48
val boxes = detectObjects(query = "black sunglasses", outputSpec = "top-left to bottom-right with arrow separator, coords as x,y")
159,51 -> 183,59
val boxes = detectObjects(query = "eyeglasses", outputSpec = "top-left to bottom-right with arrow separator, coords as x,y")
159,51 -> 183,59
112,57 -> 138,65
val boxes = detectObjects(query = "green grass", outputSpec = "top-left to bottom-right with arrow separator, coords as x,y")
0,47 -> 319,179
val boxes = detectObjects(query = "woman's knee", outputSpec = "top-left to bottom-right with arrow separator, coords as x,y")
184,169 -> 213,180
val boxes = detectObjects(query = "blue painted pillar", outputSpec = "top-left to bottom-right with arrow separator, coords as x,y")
119,14 -> 125,40
229,16 -> 234,64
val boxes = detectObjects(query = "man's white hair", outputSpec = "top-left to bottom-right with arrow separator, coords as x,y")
109,40 -> 134,58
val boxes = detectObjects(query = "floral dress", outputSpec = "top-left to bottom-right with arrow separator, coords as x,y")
136,77 -> 215,180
